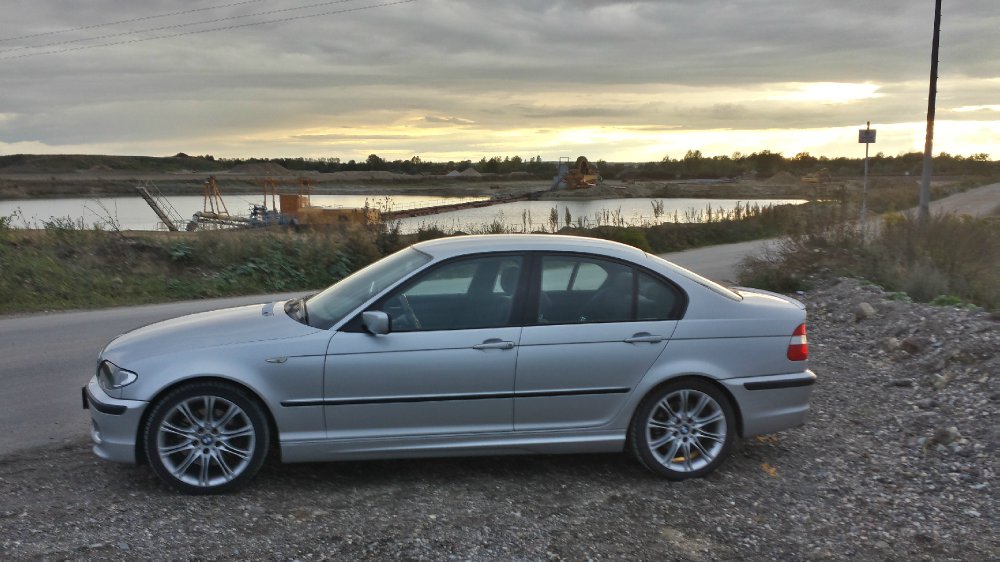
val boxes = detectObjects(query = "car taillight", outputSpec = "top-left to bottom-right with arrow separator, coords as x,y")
787,323 -> 808,361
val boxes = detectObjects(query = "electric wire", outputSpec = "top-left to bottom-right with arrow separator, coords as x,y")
1,0 -> 363,55
0,0 -> 417,61
0,0 -> 267,43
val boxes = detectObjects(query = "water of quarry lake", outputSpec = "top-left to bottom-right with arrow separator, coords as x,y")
0,194 -> 808,233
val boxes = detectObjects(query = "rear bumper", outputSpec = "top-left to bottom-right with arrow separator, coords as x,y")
83,377 -> 147,464
720,370 -> 816,437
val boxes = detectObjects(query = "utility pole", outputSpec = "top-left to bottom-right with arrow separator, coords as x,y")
919,0 -> 942,222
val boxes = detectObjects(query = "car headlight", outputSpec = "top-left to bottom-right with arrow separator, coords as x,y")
97,360 -> 137,391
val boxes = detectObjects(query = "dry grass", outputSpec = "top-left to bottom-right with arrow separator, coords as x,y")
738,212 -> 1000,310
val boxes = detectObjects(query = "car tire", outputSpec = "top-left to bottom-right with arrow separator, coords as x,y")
629,378 -> 735,480
143,381 -> 270,494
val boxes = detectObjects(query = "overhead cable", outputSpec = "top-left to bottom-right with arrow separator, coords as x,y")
1,0 -> 364,55
0,0 -> 418,61
0,0 -> 267,43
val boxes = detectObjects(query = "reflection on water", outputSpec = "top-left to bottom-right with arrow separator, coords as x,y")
0,194 -> 808,233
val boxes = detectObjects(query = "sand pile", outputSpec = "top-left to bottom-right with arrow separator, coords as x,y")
329,171 -> 400,180
227,162 -> 293,175
766,171 -> 799,184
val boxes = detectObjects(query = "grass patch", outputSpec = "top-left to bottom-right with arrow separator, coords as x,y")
737,212 -> 1000,310
0,222 -> 382,313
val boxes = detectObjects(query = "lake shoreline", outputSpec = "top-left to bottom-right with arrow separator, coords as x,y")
0,193 -> 811,233
0,173 -> 832,202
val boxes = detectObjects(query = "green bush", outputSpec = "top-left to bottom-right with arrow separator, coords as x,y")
0,226 -> 384,312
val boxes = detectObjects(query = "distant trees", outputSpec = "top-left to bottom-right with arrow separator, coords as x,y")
200,150 -> 997,179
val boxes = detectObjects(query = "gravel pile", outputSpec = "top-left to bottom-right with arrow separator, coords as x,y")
0,278 -> 996,560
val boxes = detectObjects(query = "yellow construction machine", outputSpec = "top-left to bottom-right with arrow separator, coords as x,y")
552,156 -> 601,190
801,168 -> 831,184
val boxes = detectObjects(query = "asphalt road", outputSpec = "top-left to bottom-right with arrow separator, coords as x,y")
1,182 -> 995,458
0,292 -> 305,456
660,238 -> 776,283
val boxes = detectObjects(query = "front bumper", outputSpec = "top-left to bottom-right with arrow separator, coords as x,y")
82,377 -> 148,464
720,370 -> 816,437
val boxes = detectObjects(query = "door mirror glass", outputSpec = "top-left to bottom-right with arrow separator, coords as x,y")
362,311 -> 391,335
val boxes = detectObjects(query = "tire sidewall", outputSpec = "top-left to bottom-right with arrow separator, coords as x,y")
630,378 -> 735,480
143,382 -> 270,495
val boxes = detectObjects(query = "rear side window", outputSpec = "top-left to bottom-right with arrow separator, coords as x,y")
637,271 -> 679,320
537,255 -> 681,324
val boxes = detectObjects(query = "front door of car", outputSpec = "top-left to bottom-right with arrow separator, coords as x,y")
324,254 -> 526,439
514,255 -> 682,431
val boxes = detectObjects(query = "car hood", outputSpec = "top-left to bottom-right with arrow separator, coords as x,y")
103,301 -> 323,362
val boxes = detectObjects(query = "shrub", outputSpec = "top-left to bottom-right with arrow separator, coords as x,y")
737,213 -> 1000,310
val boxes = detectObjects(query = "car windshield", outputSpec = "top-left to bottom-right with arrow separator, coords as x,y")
302,247 -> 432,329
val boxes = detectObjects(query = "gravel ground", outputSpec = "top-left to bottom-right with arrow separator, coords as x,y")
0,278 -> 996,560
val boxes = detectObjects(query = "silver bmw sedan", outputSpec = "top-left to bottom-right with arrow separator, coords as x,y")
83,234 -> 815,494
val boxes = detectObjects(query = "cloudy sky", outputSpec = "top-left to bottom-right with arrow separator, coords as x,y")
2,0 -> 998,162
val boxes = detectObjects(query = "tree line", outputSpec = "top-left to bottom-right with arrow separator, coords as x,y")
206,150 -> 997,179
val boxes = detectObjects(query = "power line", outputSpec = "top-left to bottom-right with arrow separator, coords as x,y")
0,0 -> 418,61
1,0 -> 363,55
0,0 -> 267,43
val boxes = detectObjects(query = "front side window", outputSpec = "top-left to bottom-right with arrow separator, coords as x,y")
381,255 -> 523,331
305,248 -> 431,329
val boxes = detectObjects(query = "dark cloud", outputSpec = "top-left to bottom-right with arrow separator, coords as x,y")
0,0 -> 996,157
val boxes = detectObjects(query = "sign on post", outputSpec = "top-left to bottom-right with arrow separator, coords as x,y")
859,122 -> 875,220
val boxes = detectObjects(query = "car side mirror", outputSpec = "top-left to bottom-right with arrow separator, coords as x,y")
362,311 -> 391,335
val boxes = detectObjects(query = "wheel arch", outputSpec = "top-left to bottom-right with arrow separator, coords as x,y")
629,373 -> 745,439
134,375 -> 281,465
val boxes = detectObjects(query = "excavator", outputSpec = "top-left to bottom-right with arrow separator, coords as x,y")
801,168 -> 831,184
551,156 -> 601,190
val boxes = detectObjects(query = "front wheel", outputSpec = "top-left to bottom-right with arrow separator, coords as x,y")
629,379 -> 735,479
143,382 -> 270,494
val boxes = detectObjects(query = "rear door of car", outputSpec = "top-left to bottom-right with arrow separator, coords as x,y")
324,254 -> 526,439
514,253 -> 684,430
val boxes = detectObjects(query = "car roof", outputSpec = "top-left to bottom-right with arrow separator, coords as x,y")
411,234 -> 650,262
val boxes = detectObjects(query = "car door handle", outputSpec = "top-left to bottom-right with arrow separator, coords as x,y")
473,339 -> 515,350
625,333 -> 666,344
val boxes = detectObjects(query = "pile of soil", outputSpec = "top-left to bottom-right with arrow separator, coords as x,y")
766,171 -> 799,184
226,162 -> 293,175
328,171 -> 403,181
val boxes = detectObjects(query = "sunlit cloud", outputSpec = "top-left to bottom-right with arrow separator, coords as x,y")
767,82 -> 883,104
951,105 -> 1000,113
423,115 -> 476,125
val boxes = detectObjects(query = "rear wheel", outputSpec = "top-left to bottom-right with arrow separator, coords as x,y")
629,379 -> 735,479
143,382 -> 269,494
